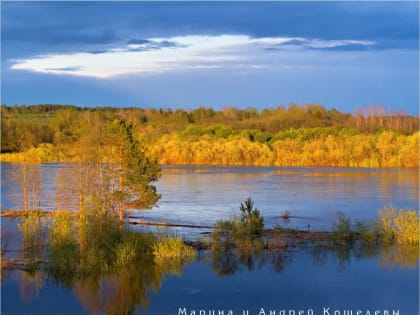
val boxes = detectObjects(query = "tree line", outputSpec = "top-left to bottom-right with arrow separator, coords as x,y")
1,103 -> 418,167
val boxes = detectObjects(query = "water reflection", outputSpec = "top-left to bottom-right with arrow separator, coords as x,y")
205,240 -> 418,276
20,270 -> 43,303
5,240 -> 417,315
72,260 -> 166,315
380,243 -> 420,269
13,253 -> 193,315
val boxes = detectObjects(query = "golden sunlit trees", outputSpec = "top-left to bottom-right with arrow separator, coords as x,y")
398,132 -> 420,168
75,118 -> 161,222
1,103 -> 418,169
145,128 -> 420,168
3,128 -> 419,168
150,134 -> 275,166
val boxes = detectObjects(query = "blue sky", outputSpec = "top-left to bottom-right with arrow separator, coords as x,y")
1,1 -> 419,114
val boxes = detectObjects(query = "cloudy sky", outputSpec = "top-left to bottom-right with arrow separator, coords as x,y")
1,1 -> 418,114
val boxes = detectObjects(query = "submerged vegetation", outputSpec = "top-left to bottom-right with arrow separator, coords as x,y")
2,195 -> 418,313
1,104 -> 419,167
330,207 -> 419,246
19,210 -> 44,260
209,199 -> 419,272
6,210 -> 196,314
152,236 -> 197,271
5,197 -> 418,277
205,200 -> 420,276
9,207 -> 196,279
211,198 -> 264,252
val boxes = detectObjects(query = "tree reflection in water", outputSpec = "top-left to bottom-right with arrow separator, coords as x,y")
46,251 -> 193,315
73,259 -> 161,315
206,237 -> 419,276
380,243 -> 420,269
14,238 -> 418,314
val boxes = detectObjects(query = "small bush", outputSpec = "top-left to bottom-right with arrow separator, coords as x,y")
239,197 -> 264,236
115,240 -> 137,267
212,218 -> 239,245
152,237 -> 196,263
331,212 -> 354,241
50,212 -> 74,246
378,207 -> 419,244
353,220 -> 379,245
48,240 -> 79,277
80,247 -> 111,273
114,231 -> 154,266
211,198 -> 265,247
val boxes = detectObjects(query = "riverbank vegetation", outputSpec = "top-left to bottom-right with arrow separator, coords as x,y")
4,199 -> 418,270
212,197 -> 264,246
2,212 -> 196,314
208,199 -> 419,271
3,209 -> 196,276
2,104 -> 419,167
2,198 -> 418,299
205,198 -> 419,274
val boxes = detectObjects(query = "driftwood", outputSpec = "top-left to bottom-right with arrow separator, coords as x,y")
1,210 -> 212,230
128,219 -> 213,229
0,209 -> 78,218
1,209 -> 213,231
1,258 -> 45,271
0,210 -> 331,237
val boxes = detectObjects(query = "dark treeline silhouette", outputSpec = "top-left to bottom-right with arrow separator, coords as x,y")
2,103 -> 418,154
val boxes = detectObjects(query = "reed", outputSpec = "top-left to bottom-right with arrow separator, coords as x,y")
378,207 -> 419,244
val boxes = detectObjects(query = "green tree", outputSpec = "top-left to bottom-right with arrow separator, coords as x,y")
239,197 -> 264,236
105,119 -> 161,222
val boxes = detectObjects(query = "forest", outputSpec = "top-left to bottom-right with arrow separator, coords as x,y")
1,103 -> 419,167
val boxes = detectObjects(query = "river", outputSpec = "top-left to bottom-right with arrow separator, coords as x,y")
1,164 -> 418,314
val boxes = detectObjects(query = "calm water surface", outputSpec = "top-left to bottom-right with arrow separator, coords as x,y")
2,164 -> 418,234
1,247 -> 418,315
142,165 -> 419,235
1,164 -> 419,315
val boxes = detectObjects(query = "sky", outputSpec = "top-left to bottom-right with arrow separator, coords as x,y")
1,1 -> 419,114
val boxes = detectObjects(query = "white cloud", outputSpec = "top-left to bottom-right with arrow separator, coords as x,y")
305,39 -> 375,49
10,35 -> 375,78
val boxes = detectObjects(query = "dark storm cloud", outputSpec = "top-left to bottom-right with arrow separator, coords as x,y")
2,1 -> 417,55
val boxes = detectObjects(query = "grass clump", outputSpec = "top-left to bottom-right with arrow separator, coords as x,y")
331,212 -> 381,246
50,212 -> 75,246
152,237 -> 196,262
212,218 -> 239,246
47,209 -> 157,276
378,207 -> 419,245
152,237 -> 197,274
48,212 -> 79,276
331,208 -> 419,247
115,232 -> 154,267
352,220 -> 380,245
19,210 -> 44,259
76,212 -> 122,273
